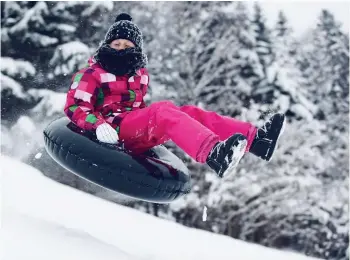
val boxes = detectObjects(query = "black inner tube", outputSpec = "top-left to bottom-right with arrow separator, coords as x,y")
43,117 -> 191,203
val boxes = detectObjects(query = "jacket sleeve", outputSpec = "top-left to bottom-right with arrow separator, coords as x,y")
64,70 -> 105,131
139,68 -> 150,109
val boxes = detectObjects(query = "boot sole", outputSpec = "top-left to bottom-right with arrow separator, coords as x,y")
266,114 -> 286,161
221,138 -> 247,178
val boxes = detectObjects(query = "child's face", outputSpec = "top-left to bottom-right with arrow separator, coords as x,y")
110,39 -> 135,51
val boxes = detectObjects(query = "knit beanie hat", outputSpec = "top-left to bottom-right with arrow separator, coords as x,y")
103,13 -> 143,49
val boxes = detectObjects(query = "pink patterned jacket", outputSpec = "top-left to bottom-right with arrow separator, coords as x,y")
64,57 -> 149,133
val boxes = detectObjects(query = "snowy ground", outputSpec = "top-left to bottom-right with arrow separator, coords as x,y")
1,155 -> 321,260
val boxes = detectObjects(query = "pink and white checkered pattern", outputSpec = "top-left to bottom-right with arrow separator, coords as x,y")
74,89 -> 92,102
64,58 -> 149,132
100,73 -> 116,83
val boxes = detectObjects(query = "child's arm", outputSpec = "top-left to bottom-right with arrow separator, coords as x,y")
139,68 -> 150,109
64,70 -> 105,131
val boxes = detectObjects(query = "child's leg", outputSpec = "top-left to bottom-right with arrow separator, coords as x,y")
118,101 -> 220,163
179,105 -> 257,151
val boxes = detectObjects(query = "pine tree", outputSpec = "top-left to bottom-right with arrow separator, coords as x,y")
154,2 -> 265,116
1,2 -> 42,122
249,3 -> 280,107
299,9 -> 349,115
205,117 -> 348,259
295,10 -> 349,259
251,2 -> 274,75
1,1 -> 114,123
198,2 -> 265,115
297,9 -> 349,177
149,1 -> 219,103
275,10 -> 291,38
316,10 -> 349,105
263,9 -> 319,120
274,10 -> 296,57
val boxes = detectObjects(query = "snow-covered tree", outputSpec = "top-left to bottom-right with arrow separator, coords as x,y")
152,2 -> 264,116
205,119 -> 347,259
249,3 -> 281,110
298,10 -> 349,116
297,9 -> 349,181
275,11 -> 291,38
1,1 -> 114,124
1,58 -> 35,121
251,2 -> 274,76
259,10 -> 320,120
148,1 -> 213,103
194,2 -> 265,115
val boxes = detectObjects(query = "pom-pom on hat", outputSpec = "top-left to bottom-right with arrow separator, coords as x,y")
103,13 -> 143,49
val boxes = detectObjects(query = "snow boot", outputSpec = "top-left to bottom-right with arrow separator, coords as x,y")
206,133 -> 247,178
249,113 -> 286,161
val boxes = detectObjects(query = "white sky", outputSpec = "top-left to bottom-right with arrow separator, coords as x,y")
247,1 -> 350,36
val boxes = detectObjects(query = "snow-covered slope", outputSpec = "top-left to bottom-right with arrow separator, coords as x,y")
2,210 -> 137,260
1,156 -> 321,260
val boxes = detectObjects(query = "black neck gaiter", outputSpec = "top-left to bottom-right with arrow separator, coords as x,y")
94,44 -> 148,76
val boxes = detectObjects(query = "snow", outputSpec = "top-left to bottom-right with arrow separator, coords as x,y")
1,27 -> 10,43
267,61 -> 278,83
3,116 -> 40,160
81,1 -> 114,17
29,32 -> 58,47
55,23 -> 76,33
9,2 -> 48,35
273,94 -> 291,112
3,210 -> 136,260
53,42 -> 90,61
49,41 -> 90,75
28,89 -> 66,117
1,73 -> 28,99
1,155 -> 321,260
150,145 -> 190,174
1,114 -> 56,160
13,116 -> 36,136
290,104 -> 314,121
35,153 -> 42,159
1,57 -> 36,78
202,206 -> 208,222
266,59 -> 319,120
1,125 -> 12,151
169,191 -> 201,212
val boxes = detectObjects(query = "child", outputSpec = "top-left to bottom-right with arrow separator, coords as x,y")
64,13 -> 286,178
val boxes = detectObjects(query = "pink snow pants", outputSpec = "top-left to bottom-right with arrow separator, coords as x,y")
119,101 -> 257,163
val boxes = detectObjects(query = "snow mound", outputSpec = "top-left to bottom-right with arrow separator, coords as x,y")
1,156 -> 321,260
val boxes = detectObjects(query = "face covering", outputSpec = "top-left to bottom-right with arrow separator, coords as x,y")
94,44 -> 148,76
